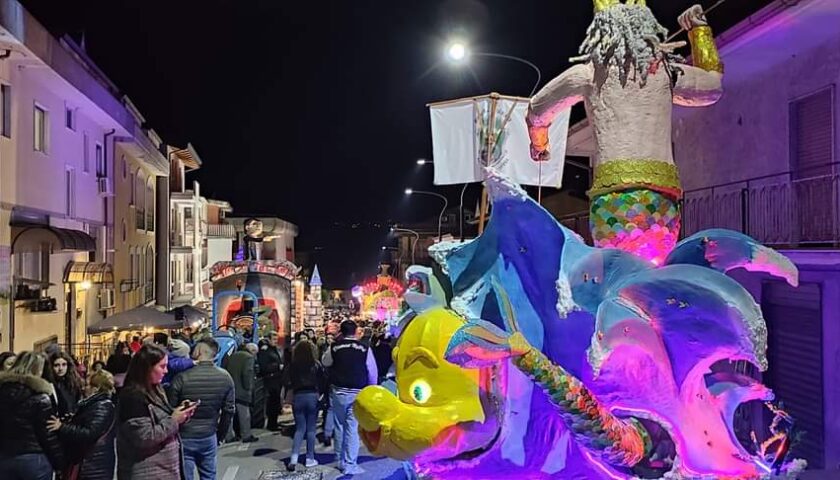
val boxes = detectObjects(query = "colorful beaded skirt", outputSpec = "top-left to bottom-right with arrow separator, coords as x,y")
589,188 -> 680,265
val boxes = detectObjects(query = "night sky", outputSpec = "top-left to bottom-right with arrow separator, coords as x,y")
21,0 -> 774,287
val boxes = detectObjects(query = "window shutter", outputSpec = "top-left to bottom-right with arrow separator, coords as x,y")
790,88 -> 834,179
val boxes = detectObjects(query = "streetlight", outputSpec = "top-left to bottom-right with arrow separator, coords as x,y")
405,189 -> 449,241
447,42 -> 467,61
391,226 -> 420,264
416,158 -> 432,166
445,41 -> 542,97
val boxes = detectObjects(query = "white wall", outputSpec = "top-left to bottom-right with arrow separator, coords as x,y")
207,238 -> 233,271
673,6 -> 840,190
1,64 -> 115,224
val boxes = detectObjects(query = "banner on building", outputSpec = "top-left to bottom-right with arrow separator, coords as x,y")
429,94 -> 570,186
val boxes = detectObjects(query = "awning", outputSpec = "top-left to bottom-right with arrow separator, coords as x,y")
11,225 -> 96,253
64,262 -> 114,284
87,306 -> 183,334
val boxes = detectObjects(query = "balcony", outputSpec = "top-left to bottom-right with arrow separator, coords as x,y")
144,282 -> 154,304
146,211 -> 155,232
207,223 -> 236,238
553,165 -> 840,249
683,166 -> 840,247
135,209 -> 145,231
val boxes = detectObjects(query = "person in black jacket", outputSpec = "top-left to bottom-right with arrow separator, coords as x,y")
0,351 -> 65,479
47,369 -> 117,480
257,331 -> 284,431
50,351 -> 84,418
282,339 -> 325,471
105,343 -> 131,389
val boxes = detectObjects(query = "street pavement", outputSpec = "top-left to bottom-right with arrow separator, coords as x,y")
216,413 -> 407,480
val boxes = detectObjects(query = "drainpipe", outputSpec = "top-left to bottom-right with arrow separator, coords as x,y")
103,129 -> 115,265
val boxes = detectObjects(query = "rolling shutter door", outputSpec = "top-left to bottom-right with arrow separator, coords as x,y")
761,280 -> 824,468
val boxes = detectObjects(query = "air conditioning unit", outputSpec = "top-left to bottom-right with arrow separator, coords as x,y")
97,177 -> 114,197
99,288 -> 115,309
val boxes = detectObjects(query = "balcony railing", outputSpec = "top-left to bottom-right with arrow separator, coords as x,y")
551,163 -> 840,249
207,223 -> 236,238
144,282 -> 154,304
147,211 -> 155,232
683,164 -> 840,247
135,209 -> 145,230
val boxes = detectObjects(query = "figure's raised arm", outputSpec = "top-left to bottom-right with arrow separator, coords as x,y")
527,63 -> 591,161
674,5 -> 724,107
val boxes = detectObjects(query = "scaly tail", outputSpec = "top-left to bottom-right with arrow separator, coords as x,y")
445,278 -> 651,468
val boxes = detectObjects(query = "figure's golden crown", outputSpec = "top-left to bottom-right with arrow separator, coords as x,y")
594,0 -> 646,13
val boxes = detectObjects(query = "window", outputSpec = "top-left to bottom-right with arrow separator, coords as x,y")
65,106 -> 75,130
34,104 -> 48,152
134,248 -> 141,287
1,84 -> 10,138
185,254 -> 194,284
65,167 -> 75,218
136,170 -> 145,229
129,247 -> 135,286
121,220 -> 126,243
82,132 -> 90,173
790,87 -> 835,179
122,155 -> 127,179
95,143 -> 104,177
128,173 -> 134,205
146,178 -> 155,231
14,246 -> 50,285
145,246 -> 155,303
138,249 -> 145,288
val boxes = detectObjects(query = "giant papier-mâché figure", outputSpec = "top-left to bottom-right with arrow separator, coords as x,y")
527,0 -> 724,264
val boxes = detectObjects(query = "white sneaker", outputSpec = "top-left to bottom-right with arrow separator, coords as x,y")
305,458 -> 319,467
343,465 -> 365,475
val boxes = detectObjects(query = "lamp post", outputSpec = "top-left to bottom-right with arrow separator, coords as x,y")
391,226 -> 420,264
446,42 -> 542,97
405,189 -> 449,241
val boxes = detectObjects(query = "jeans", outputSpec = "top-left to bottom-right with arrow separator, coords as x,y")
291,392 -> 319,463
331,388 -> 361,469
323,402 -> 335,437
182,435 -> 217,480
236,402 -> 253,439
0,453 -> 53,480
266,385 -> 283,429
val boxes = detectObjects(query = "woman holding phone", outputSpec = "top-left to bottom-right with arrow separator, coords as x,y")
116,344 -> 197,480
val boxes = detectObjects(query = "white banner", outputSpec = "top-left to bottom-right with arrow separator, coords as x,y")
429,96 -> 569,187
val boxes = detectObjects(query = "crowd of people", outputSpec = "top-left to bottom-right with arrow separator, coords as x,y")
0,316 -> 396,479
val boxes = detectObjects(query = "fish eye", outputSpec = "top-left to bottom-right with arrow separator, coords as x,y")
409,379 -> 432,404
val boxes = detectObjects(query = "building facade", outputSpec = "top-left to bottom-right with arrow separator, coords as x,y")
113,124 -> 168,315
0,0 -> 145,354
168,145 -> 209,307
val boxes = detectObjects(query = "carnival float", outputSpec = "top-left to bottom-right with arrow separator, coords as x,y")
353,1 -> 806,478
352,265 -> 405,323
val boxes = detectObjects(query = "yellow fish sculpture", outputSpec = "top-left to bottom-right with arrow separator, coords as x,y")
354,306 -> 502,473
